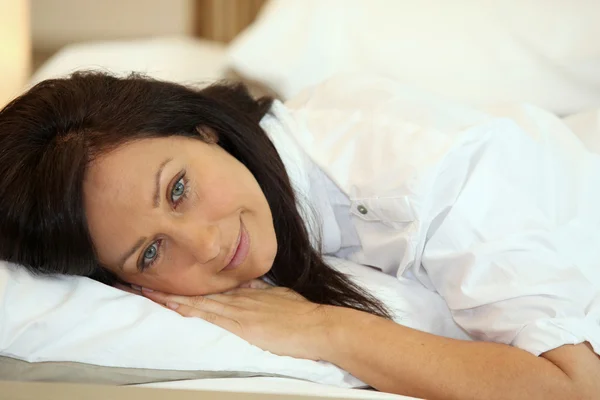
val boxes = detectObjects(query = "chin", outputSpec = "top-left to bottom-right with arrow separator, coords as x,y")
241,237 -> 276,283
261,243 -> 277,275
246,258 -> 274,282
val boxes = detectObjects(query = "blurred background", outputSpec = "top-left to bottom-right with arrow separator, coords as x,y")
2,0 -> 600,119
1,0 -> 265,107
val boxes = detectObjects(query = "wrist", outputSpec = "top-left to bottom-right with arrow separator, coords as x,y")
311,305 -> 374,362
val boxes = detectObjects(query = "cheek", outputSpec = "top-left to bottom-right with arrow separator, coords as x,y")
148,255 -> 212,294
125,256 -> 242,296
200,160 -> 260,209
126,268 -> 217,296
204,182 -> 245,212
186,180 -> 239,225
242,209 -> 277,279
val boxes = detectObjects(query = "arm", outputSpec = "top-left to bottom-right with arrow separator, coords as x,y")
320,305 -> 600,400
140,286 -> 600,400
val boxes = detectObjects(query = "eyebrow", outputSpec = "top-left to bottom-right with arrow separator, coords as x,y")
153,157 -> 173,208
117,157 -> 172,271
118,236 -> 147,271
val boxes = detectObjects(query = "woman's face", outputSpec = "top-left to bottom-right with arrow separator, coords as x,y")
83,134 -> 277,295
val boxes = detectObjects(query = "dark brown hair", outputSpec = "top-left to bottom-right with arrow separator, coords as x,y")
0,72 -> 390,318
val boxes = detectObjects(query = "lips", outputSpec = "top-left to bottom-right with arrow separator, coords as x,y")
223,220 -> 250,271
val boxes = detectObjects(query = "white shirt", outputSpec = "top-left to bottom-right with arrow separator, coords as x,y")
261,74 -> 600,357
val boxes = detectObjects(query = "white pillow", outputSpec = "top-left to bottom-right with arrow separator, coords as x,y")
0,257 -> 468,386
29,36 -> 228,87
564,109 -> 600,154
228,0 -> 600,115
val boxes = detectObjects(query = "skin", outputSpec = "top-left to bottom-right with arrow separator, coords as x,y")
84,133 -> 277,296
138,285 -> 600,400
87,135 -> 600,399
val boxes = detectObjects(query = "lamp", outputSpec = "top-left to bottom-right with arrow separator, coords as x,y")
0,0 -> 31,108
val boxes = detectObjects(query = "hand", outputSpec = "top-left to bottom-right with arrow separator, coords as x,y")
139,281 -> 336,361
113,279 -> 262,296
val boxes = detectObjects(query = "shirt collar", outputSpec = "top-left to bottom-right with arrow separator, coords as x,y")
260,100 -> 358,254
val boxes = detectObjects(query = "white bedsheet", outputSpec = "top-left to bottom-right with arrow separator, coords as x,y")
138,377 -> 418,399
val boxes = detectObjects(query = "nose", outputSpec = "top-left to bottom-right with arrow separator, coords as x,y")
175,221 -> 221,264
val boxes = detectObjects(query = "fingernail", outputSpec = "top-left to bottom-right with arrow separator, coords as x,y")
166,302 -> 179,310
141,287 -> 154,293
131,284 -> 141,291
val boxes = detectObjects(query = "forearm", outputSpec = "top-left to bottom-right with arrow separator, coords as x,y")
317,307 -> 594,400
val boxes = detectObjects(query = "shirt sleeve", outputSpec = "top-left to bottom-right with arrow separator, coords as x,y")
418,110 -> 600,356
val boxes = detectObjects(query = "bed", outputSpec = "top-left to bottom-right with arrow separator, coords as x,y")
5,1 -> 600,399
0,379 -> 415,400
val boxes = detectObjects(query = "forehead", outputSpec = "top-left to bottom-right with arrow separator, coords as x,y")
85,136 -> 200,192
88,138 -> 174,181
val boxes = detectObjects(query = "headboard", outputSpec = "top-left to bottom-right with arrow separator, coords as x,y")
193,0 -> 267,43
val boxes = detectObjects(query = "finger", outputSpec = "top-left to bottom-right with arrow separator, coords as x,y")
166,302 -> 242,334
222,281 -> 281,295
222,287 -> 268,296
140,287 -> 172,302
223,286 -> 300,300
114,282 -> 130,291
271,286 -> 304,300
115,283 -> 142,296
143,290 -> 235,317
204,292 -> 267,310
204,293 -> 246,304
114,284 -> 173,310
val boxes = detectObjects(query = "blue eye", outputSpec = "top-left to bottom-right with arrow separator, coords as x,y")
139,239 -> 163,271
142,242 -> 159,267
171,177 -> 185,203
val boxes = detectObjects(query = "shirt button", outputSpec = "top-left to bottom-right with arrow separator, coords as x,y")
357,205 -> 368,215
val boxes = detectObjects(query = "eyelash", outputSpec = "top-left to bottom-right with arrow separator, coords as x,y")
140,239 -> 163,272
139,172 -> 190,271
172,172 -> 190,210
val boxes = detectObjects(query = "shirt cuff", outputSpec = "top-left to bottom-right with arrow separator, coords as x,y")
512,316 -> 600,356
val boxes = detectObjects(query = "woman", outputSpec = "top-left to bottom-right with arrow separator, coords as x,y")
0,72 -> 598,400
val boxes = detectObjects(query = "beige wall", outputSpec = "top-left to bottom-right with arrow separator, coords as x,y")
0,0 -> 31,107
31,0 -> 195,51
